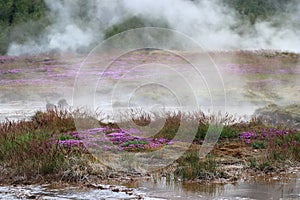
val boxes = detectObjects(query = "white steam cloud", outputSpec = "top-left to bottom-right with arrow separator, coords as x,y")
7,0 -> 300,55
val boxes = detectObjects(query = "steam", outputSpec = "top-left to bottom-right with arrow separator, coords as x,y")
7,0 -> 300,55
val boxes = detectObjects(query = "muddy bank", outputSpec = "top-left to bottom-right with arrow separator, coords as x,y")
0,139 -> 298,186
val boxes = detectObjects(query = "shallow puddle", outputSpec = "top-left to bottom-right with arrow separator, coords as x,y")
0,176 -> 299,200
128,176 -> 300,199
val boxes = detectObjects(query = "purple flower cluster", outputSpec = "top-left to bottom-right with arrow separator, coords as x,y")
55,127 -> 173,151
240,131 -> 256,144
105,130 -> 171,151
240,128 -> 297,144
107,132 -> 139,143
0,69 -> 23,74
259,128 -> 293,138
0,78 -> 56,85
54,129 -> 91,148
0,55 -> 15,62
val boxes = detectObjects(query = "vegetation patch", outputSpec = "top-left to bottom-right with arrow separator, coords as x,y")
0,106 -> 299,184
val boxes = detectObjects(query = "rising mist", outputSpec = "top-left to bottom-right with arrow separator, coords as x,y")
7,0 -> 300,55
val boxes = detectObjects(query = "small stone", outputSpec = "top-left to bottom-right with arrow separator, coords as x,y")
111,188 -> 120,192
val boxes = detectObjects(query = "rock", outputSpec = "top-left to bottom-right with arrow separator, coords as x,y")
87,183 -> 109,190
46,102 -> 56,111
57,98 -> 69,110
111,188 -> 120,192
45,98 -> 70,112
253,104 -> 300,129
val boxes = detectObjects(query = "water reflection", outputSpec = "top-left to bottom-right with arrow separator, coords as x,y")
126,175 -> 300,200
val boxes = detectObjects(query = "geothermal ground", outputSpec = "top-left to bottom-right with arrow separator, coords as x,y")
0,50 -> 299,199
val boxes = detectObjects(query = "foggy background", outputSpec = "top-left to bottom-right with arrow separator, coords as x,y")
1,0 -> 299,122
6,0 -> 300,55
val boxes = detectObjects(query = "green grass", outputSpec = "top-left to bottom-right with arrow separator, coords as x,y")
174,151 -> 217,180
252,141 -> 266,149
0,110 -> 81,178
55,133 -> 78,141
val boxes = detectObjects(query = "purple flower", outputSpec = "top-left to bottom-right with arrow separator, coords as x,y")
240,128 -> 297,145
240,131 -> 256,140
167,141 -> 174,145
57,139 -> 81,147
107,132 -> 126,137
